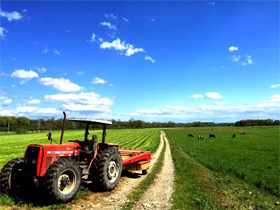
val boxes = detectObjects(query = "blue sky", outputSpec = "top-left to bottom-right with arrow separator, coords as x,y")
0,1 -> 279,123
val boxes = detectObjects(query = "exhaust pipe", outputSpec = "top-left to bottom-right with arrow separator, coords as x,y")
60,111 -> 66,144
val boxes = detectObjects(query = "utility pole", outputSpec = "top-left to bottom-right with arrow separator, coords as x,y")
38,119 -> 40,132
7,118 -> 10,134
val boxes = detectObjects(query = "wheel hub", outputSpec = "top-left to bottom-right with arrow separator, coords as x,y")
60,175 -> 70,187
108,161 -> 117,179
58,170 -> 77,194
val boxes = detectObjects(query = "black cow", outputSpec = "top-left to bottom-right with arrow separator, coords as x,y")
188,134 -> 194,138
240,131 -> 246,135
209,134 -> 216,138
198,135 -> 203,140
232,134 -> 236,138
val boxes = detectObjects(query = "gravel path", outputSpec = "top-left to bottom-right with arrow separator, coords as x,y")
71,131 -> 165,210
132,131 -> 175,210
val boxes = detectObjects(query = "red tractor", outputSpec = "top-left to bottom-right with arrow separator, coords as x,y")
0,112 -> 151,202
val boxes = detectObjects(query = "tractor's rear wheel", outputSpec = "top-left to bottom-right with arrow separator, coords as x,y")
44,158 -> 81,202
93,147 -> 122,191
0,158 -> 24,194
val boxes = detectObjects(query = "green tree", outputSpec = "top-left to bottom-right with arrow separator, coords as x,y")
17,117 -> 30,126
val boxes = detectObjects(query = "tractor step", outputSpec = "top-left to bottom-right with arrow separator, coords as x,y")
82,180 -> 92,184
79,164 -> 88,168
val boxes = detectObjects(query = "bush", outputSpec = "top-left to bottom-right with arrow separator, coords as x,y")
15,128 -> 28,134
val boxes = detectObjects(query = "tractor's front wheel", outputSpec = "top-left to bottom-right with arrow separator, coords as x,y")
0,158 -> 24,194
44,158 -> 81,202
93,147 -> 122,191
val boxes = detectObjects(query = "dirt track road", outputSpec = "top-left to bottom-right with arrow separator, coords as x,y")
71,131 -> 168,210
132,131 -> 175,210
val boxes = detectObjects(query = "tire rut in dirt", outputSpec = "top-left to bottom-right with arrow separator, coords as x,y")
44,158 -> 81,203
92,147 -> 122,191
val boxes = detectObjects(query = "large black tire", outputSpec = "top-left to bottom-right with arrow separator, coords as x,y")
44,158 -> 81,202
0,158 -> 24,194
93,147 -> 122,191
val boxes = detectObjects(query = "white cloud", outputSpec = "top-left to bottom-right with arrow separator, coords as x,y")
107,32 -> 116,39
122,17 -> 130,23
16,107 -> 60,115
124,95 -> 280,122
43,47 -> 48,53
11,69 -> 39,80
33,66 -> 47,73
0,9 -> 23,21
0,26 -> 7,39
104,13 -> 117,19
100,38 -> 145,57
100,22 -> 117,30
39,77 -> 82,92
91,77 -> 107,85
44,92 -> 113,114
77,71 -> 85,75
53,50 -> 60,55
215,101 -> 225,105
137,109 -> 163,114
100,38 -> 127,50
232,55 -> 241,62
190,92 -> 223,100
125,46 -> 144,56
241,55 -> 254,66
0,96 -> 12,105
205,92 -> 223,99
0,109 -> 13,116
1,72 -> 10,76
90,33 -> 96,42
229,46 -> 238,52
190,94 -> 204,99
109,84 -> 114,87
145,55 -> 155,63
208,2 -> 216,6
271,94 -> 280,102
271,84 -> 280,88
27,99 -> 41,104
232,55 -> 254,66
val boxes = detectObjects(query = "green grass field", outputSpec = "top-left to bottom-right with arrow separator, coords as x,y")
1,127 -> 279,209
166,126 -> 279,209
0,128 -> 160,170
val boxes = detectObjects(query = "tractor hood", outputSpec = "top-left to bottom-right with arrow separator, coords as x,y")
24,143 -> 80,177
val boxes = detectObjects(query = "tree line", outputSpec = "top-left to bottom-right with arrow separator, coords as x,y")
0,116 -> 278,134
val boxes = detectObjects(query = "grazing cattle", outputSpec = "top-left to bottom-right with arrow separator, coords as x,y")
240,131 -> 246,135
198,135 -> 203,140
232,134 -> 236,138
188,134 -> 194,138
209,134 -> 216,138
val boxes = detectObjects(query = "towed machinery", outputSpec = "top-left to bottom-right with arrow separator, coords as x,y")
0,112 -> 151,202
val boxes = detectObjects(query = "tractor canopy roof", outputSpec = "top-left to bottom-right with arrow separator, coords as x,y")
68,119 -> 112,125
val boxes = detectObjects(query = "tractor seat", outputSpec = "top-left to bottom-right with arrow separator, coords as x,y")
88,135 -> 98,152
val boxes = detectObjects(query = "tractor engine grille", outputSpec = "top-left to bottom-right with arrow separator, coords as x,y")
24,147 -> 40,175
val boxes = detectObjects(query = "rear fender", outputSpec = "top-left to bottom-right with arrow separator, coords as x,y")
88,143 -> 119,168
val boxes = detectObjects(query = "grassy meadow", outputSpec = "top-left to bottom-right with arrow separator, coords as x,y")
166,126 -> 279,209
1,126 -> 279,209
0,128 -> 160,170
